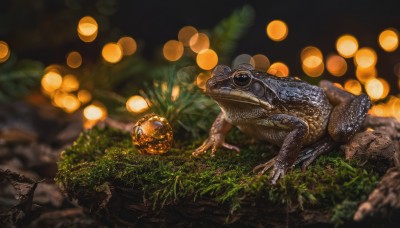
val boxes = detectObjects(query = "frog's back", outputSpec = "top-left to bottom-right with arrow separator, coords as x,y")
264,76 -> 333,144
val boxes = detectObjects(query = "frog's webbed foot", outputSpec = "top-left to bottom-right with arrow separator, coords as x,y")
270,162 -> 287,185
294,136 -> 338,171
192,134 -> 240,157
253,157 -> 288,185
253,157 -> 276,174
192,112 -> 239,157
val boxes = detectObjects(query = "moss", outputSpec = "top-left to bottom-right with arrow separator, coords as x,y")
56,127 -> 379,225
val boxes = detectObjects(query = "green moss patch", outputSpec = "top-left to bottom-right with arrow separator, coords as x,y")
57,127 -> 379,225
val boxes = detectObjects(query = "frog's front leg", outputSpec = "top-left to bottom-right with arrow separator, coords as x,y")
192,112 -> 240,157
254,114 -> 309,184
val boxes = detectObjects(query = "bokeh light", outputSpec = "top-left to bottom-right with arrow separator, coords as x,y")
232,54 -> 255,69
189,33 -> 210,53
336,34 -> 358,58
84,105 -> 102,120
333,83 -> 344,90
102,42 -> 123,63
268,62 -> 289,77
41,71 -> 63,93
77,90 -> 92,104
365,78 -> 384,100
66,51 -> 82,69
171,85 -> 180,101
83,102 -> 107,128
356,66 -> 377,83
126,95 -> 149,113
0,41 -> 10,63
163,40 -> 184,61
393,97 -> 400,121
378,28 -> 399,52
252,54 -> 270,71
61,74 -> 79,92
344,79 -> 362,95
378,78 -> 390,99
178,26 -> 198,47
196,72 -> 211,90
160,83 -> 180,101
117,36 -> 137,56
77,16 -> 98,42
354,47 -> 377,68
266,20 -> 288,41
369,96 -> 400,121
326,54 -> 347,77
62,94 -> 80,113
301,46 -> 324,77
52,90 -> 67,107
196,49 -> 218,70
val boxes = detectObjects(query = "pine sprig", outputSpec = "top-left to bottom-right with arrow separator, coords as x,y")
141,66 -> 218,137
211,5 -> 255,64
0,59 -> 44,102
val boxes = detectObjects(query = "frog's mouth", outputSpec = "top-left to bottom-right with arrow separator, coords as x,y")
208,87 -> 274,110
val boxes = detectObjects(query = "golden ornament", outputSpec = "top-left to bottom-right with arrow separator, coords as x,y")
131,114 -> 173,154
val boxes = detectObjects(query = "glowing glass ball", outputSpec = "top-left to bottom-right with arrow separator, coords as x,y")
131,114 -> 173,155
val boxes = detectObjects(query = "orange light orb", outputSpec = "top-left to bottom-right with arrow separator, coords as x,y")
365,78 -> 384,100
0,41 -> 10,63
163,40 -> 184,61
41,72 -> 63,93
77,90 -> 92,104
178,26 -> 198,47
66,51 -> 82,69
301,46 -> 324,77
62,94 -> 80,113
126,95 -> 149,113
102,42 -> 123,64
356,66 -> 377,84
61,74 -> 79,92
326,54 -> 347,77
336,34 -> 358,58
196,49 -> 218,70
77,16 -> 98,42
354,47 -> 377,68
378,78 -> 390,100
379,28 -> 399,52
344,79 -> 362,95
117,36 -> 137,56
84,103 -> 107,121
196,72 -> 211,90
268,62 -> 289,77
266,20 -> 288,41
189,33 -> 210,53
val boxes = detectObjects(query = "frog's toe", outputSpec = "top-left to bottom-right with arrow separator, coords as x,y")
221,142 -> 240,153
301,156 -> 316,171
253,157 -> 276,175
192,139 -> 212,156
270,165 -> 286,185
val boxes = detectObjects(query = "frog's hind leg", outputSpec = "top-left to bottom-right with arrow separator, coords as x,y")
319,80 -> 371,142
294,136 -> 338,170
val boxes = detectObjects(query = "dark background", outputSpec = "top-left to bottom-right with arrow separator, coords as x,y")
1,0 -> 399,93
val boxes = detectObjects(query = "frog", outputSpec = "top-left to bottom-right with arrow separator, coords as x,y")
192,64 -> 371,184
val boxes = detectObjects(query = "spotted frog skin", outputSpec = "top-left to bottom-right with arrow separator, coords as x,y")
193,64 -> 371,184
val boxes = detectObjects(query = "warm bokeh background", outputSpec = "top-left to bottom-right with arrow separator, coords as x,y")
1,0 -> 399,122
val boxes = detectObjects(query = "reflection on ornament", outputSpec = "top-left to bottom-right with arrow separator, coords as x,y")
131,114 -> 173,155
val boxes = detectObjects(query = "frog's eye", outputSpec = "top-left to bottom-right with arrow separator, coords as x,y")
233,70 -> 252,87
